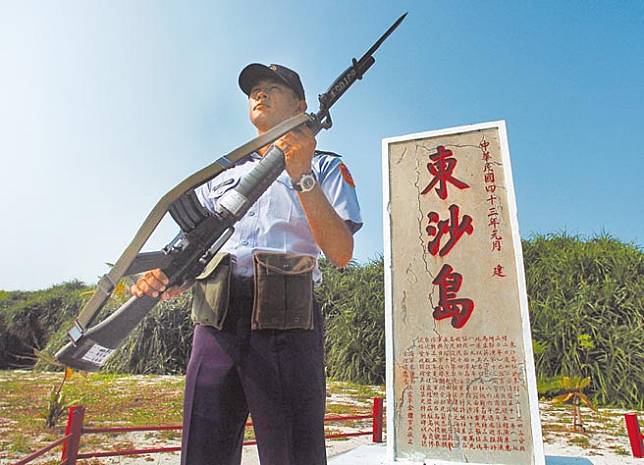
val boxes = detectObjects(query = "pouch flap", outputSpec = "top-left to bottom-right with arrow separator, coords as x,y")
253,252 -> 316,275
195,252 -> 231,280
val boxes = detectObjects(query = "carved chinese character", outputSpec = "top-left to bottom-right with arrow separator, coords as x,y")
421,145 -> 470,200
426,204 -> 474,256
480,140 -> 491,159
432,264 -> 475,328
493,264 -> 507,277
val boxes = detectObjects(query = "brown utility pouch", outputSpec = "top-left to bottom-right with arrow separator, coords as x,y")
191,252 -> 232,329
252,252 -> 316,330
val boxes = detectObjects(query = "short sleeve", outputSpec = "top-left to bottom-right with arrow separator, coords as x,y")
194,173 -> 241,215
194,183 -> 215,214
316,155 -> 363,234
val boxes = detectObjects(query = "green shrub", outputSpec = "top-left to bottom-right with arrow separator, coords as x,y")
0,281 -> 88,369
316,257 -> 385,384
525,233 -> 643,408
34,287 -> 194,374
103,293 -> 193,374
2,233 -> 641,408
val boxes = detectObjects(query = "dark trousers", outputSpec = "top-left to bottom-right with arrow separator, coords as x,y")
181,278 -> 327,465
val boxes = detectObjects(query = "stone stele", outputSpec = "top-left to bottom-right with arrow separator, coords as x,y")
382,121 -> 544,465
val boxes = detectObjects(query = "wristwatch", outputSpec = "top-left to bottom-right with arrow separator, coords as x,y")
292,171 -> 317,192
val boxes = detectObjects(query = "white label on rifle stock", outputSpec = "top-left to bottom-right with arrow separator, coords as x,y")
81,343 -> 114,366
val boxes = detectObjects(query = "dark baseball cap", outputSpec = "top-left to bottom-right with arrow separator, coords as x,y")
238,63 -> 305,101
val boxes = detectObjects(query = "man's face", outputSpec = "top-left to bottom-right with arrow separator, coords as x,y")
248,79 -> 306,132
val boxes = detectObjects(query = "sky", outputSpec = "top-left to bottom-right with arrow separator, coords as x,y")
1,0 -> 642,291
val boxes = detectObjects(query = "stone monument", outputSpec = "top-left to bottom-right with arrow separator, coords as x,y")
382,121 -> 545,465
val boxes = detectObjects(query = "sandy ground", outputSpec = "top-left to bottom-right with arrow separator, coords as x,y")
1,373 -> 640,465
20,425 -> 637,465
9,403 -> 637,465
536,401 -> 642,465
63,433 -> 374,465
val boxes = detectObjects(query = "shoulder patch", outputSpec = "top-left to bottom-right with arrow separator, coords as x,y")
314,149 -> 342,158
339,162 -> 356,188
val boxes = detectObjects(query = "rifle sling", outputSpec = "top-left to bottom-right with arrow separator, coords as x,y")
74,112 -> 312,332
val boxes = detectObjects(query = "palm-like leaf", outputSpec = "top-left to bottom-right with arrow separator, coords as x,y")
553,392 -> 574,403
577,392 -> 597,410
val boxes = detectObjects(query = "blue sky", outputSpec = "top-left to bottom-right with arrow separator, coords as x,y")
1,1 -> 642,290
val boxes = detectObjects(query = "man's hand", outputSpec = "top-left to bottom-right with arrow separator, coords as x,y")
275,126 -> 316,181
274,126 -> 354,268
130,269 -> 191,301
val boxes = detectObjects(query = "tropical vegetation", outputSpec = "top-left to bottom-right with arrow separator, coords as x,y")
0,233 -> 641,407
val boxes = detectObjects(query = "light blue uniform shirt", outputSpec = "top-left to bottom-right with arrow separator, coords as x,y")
195,151 -> 362,282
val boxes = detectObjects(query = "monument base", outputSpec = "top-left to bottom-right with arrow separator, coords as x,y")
328,443 -> 594,465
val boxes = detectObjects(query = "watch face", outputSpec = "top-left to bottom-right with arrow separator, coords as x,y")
302,175 -> 316,190
295,172 -> 316,192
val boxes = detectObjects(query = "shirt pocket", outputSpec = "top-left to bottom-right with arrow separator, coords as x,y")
263,173 -> 294,221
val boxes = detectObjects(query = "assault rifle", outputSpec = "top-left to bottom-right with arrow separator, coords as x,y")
56,13 -> 407,371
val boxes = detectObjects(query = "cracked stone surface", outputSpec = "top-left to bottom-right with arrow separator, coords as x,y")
385,126 -> 542,464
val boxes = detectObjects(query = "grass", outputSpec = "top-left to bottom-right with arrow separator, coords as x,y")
327,380 -> 383,402
567,435 -> 591,448
325,403 -> 368,415
5,432 -> 30,454
0,370 -> 185,461
2,371 -> 639,462
609,444 -> 630,456
324,427 -> 352,441
0,370 -> 381,462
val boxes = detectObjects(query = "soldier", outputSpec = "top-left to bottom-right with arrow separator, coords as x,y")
131,63 -> 362,465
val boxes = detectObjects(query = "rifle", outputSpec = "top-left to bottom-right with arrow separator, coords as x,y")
55,13 -> 407,371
